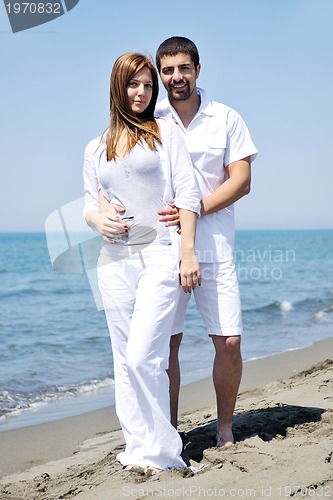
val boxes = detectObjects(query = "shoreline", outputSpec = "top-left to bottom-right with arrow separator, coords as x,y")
1,336 -> 332,479
2,335 -> 331,434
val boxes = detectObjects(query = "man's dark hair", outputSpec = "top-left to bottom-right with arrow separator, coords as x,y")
156,36 -> 200,72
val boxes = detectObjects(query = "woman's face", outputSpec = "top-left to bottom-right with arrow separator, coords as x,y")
127,66 -> 153,115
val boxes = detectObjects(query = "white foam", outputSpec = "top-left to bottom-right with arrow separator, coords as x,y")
279,300 -> 293,312
314,306 -> 333,323
0,377 -> 115,425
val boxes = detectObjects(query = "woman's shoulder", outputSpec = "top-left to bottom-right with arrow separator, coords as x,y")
156,116 -> 185,150
155,115 -> 179,137
85,129 -> 107,155
155,115 -> 176,126
155,116 -> 166,128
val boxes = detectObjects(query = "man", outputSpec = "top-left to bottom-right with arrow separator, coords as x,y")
154,37 -> 257,447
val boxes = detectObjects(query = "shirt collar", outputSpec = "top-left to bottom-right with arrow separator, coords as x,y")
160,87 -> 214,119
196,88 -> 214,116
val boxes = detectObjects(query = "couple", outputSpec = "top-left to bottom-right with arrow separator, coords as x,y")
83,36 -> 257,473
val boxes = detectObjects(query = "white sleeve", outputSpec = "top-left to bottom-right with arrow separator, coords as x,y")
82,141 -> 100,220
160,118 -> 201,216
224,110 -> 258,166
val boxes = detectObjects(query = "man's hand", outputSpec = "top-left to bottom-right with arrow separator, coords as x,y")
157,203 -> 180,227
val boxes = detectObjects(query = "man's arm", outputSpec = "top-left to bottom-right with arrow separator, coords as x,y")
200,156 -> 251,217
158,156 -> 251,224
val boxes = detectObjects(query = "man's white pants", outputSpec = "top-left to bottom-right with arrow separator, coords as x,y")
97,243 -> 185,469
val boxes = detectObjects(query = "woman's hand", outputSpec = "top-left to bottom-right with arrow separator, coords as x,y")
85,210 -> 128,242
89,191 -> 128,242
179,251 -> 201,293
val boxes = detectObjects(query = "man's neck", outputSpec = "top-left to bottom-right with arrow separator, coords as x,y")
169,89 -> 201,129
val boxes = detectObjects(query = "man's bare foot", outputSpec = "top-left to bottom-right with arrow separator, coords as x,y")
216,429 -> 234,448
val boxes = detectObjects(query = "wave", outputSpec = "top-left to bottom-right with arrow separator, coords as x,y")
0,287 -> 43,299
244,297 -> 333,318
0,279 -> 89,298
279,300 -> 293,312
313,305 -> 333,323
0,377 -> 115,422
243,299 -> 294,314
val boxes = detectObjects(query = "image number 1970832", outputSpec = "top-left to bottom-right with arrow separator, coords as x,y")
3,0 -> 80,33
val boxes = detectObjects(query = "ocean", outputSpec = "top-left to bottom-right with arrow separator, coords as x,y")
0,230 -> 332,430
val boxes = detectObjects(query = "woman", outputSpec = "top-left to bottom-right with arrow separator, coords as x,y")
83,53 -> 201,473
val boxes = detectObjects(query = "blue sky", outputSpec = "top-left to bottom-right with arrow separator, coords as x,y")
1,0 -> 332,231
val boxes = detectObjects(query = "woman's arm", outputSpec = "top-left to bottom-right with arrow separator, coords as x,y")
178,208 -> 201,293
160,118 -> 201,292
83,141 -> 127,241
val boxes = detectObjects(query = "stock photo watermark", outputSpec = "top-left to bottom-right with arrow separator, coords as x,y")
235,245 -> 296,282
3,0 -> 79,33
121,484 -> 332,497
45,197 -> 298,310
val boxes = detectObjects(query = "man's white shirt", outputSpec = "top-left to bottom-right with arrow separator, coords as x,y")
155,88 -> 258,263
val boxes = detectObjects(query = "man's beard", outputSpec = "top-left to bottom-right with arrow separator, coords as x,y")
168,82 -> 192,101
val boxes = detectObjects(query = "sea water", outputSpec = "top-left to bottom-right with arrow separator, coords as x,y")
0,230 -> 332,430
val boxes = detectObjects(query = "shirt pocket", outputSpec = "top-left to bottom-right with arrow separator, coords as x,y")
206,136 -> 227,150
204,135 -> 227,171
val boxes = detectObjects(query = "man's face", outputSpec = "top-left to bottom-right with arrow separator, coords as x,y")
159,53 -> 200,102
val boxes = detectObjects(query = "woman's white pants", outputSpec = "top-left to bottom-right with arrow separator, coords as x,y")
97,243 -> 185,470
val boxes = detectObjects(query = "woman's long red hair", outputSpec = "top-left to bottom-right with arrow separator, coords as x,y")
106,53 -> 161,162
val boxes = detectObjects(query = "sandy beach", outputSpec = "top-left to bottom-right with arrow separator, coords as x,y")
1,337 -> 332,499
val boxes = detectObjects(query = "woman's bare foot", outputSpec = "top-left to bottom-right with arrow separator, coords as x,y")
124,464 -> 140,471
144,466 -> 163,476
216,429 -> 234,448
